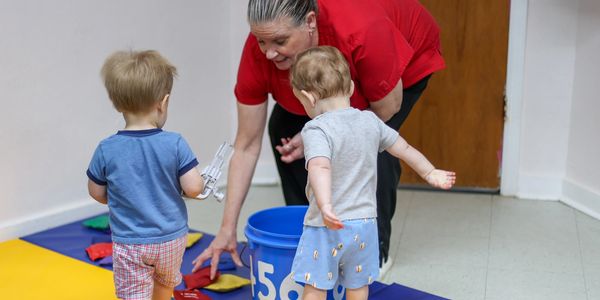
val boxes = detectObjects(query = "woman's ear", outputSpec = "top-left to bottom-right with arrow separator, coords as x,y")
349,81 -> 355,96
305,11 -> 317,31
300,90 -> 317,107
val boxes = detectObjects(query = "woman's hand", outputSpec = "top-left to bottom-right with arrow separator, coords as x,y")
192,228 -> 243,280
425,169 -> 456,190
321,203 -> 344,230
275,133 -> 304,163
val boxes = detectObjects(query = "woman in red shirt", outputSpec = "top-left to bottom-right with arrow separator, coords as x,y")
193,0 -> 445,281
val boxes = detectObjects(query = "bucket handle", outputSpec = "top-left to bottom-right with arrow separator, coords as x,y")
239,241 -> 252,269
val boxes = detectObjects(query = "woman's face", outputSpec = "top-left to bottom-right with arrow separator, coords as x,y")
251,15 -> 316,70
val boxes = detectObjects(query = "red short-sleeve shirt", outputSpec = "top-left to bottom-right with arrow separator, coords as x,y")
235,0 -> 445,116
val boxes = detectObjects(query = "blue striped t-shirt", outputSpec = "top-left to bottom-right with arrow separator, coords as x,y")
87,128 -> 198,244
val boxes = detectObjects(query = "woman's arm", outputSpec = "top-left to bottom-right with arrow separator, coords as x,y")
368,78 -> 403,122
192,101 -> 268,278
221,101 -> 267,239
352,17 -> 413,122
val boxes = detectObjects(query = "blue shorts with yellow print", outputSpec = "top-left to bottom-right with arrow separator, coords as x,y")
291,218 -> 379,290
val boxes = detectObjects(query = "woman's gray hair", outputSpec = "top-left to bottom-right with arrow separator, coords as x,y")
248,0 -> 318,27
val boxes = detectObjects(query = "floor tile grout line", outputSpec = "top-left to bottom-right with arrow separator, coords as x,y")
389,191 -> 414,282
573,210 -> 590,300
484,194 -> 494,300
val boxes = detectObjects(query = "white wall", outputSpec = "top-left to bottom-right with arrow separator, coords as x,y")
0,0 -> 235,241
503,0 -> 600,219
515,0 -> 578,200
562,0 -> 600,219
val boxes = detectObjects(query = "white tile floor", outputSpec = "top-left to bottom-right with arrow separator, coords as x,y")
186,186 -> 600,300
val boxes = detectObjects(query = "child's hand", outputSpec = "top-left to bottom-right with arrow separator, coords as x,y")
321,204 -> 344,230
425,169 -> 456,189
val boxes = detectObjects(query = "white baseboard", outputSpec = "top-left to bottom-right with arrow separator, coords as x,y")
561,178 -> 600,221
0,200 -> 108,242
516,173 -> 562,200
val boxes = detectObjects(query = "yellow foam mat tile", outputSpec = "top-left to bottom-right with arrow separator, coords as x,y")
0,239 -> 117,299
204,273 -> 251,292
186,232 -> 203,248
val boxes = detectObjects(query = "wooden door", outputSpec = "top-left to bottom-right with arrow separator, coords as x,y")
399,0 -> 509,190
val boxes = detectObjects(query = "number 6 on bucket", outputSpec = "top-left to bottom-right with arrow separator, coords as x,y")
280,272 -> 304,299
250,258 -> 304,300
250,257 -> 345,300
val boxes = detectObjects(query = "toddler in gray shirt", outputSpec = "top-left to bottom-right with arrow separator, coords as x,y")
288,46 -> 456,300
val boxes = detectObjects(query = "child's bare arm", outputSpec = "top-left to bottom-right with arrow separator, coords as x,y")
386,136 -> 435,177
307,157 -> 332,209
386,136 -> 456,189
180,168 -> 205,198
88,180 -> 108,204
307,157 -> 343,230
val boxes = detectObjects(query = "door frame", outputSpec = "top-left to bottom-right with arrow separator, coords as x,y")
501,0 -> 528,196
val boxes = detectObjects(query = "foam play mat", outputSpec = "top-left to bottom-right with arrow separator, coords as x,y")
0,214 -> 448,299
20,215 -> 251,299
0,239 -> 116,299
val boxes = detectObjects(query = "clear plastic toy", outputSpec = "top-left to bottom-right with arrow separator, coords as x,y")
197,142 -> 233,201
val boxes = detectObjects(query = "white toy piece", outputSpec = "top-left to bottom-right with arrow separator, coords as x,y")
197,142 -> 233,201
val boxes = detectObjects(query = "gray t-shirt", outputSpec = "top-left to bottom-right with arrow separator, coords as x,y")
301,107 -> 399,227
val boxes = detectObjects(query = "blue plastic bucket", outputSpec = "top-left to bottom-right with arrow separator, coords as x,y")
245,206 -> 345,300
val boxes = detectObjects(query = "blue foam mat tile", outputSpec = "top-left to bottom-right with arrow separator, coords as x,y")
369,283 -> 450,300
368,281 -> 389,296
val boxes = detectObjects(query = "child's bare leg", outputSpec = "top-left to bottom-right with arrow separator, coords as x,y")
345,285 -> 369,300
151,280 -> 173,300
302,284 -> 327,300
